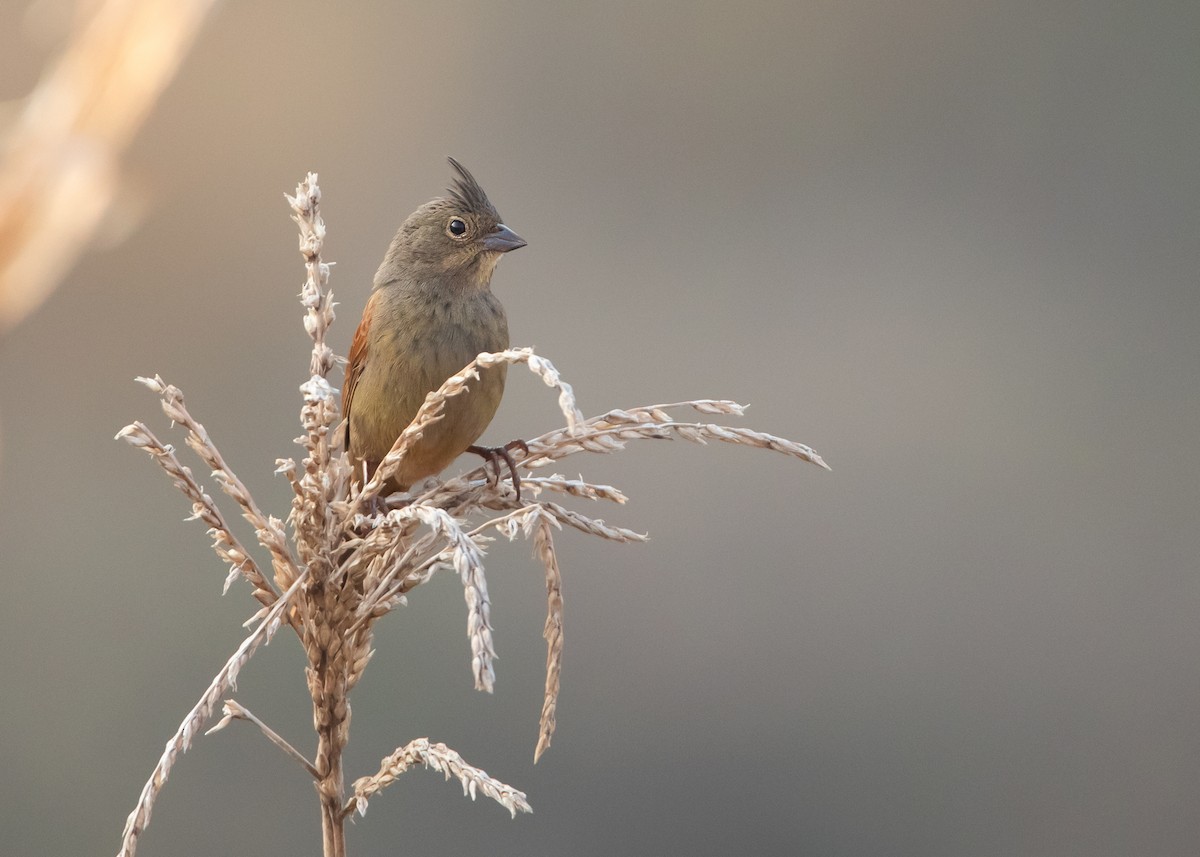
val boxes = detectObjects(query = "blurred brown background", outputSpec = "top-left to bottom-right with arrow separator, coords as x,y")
2,1 -> 1198,855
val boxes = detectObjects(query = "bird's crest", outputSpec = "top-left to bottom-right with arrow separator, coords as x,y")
446,157 -> 498,217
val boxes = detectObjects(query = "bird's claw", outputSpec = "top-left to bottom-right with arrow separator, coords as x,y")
468,440 -> 528,502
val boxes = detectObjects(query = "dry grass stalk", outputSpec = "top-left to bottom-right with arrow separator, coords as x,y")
114,172 -> 828,856
117,570 -> 308,857
208,699 -> 319,777
347,738 -> 533,820
531,513 -> 564,762
115,420 -> 278,605
0,0 -> 218,332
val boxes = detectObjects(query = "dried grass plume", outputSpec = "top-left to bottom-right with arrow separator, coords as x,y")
114,172 -> 829,857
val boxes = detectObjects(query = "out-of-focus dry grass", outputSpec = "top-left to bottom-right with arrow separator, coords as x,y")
0,0 -> 216,333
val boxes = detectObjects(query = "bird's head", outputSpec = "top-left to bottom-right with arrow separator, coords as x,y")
378,158 -> 526,290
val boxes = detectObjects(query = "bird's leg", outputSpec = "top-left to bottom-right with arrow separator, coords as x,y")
356,459 -> 388,519
468,440 -> 529,502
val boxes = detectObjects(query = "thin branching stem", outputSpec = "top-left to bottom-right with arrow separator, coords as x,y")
207,700 -> 319,778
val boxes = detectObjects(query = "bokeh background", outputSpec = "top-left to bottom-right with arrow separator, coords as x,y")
2,1 -> 1198,855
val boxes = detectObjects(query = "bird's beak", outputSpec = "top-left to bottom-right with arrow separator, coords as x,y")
482,224 -> 527,253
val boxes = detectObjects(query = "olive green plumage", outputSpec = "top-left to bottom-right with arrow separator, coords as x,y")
343,158 -> 525,490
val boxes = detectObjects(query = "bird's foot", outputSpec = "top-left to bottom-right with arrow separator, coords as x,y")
468,440 -> 529,502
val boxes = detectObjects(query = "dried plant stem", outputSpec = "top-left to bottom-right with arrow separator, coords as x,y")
115,172 -> 828,857
135,374 -> 302,596
532,514 -> 564,762
308,572 -> 352,857
319,732 -> 346,857
208,700 -> 318,778
350,347 -> 583,517
118,569 -> 307,857
115,420 -> 279,608
291,173 -> 355,857
346,738 -> 532,820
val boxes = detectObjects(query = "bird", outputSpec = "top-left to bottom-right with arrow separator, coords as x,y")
341,157 -> 526,496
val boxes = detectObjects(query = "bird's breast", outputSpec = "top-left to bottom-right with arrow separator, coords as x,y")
353,284 -> 509,486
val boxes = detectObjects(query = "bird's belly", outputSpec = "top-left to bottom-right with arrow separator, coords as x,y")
396,362 -> 505,486
351,316 -> 507,488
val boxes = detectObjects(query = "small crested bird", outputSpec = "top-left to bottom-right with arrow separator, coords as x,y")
342,158 -> 526,495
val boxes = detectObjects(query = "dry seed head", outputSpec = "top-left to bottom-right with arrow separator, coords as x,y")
116,171 -> 829,857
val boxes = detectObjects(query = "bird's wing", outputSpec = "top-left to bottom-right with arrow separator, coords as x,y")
342,290 -> 377,446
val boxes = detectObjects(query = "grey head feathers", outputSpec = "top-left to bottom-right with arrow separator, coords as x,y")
446,157 -> 499,219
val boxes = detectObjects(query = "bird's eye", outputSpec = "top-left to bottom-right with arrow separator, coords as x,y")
448,218 -> 468,237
